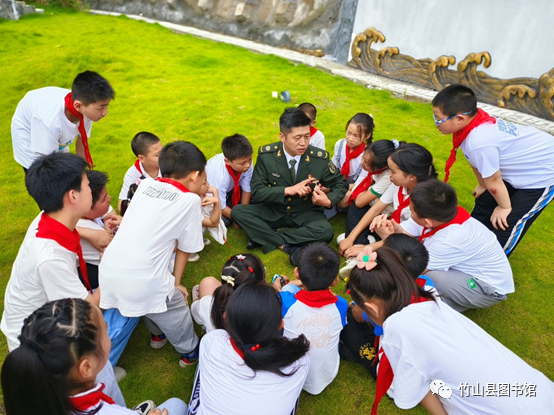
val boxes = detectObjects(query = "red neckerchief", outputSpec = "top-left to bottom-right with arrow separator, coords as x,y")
418,206 -> 471,241
372,295 -> 431,415
294,289 -> 338,308
229,337 -> 245,359
348,168 -> 387,205
341,143 -> 365,178
225,164 -> 242,206
310,126 -> 319,138
389,187 -> 410,223
134,159 -> 143,175
64,93 -> 93,169
444,109 -> 496,183
156,178 -> 191,193
36,212 -> 92,293
70,383 -> 115,411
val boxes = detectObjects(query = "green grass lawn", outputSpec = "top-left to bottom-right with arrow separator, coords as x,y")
1,8 -> 554,415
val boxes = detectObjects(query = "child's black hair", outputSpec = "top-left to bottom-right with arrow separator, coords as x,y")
159,141 -> 206,179
221,134 -> 253,161
86,170 -> 109,206
225,280 -> 310,376
280,107 -> 312,135
131,132 -> 161,157
431,84 -> 478,117
410,180 -> 458,223
298,102 -> 317,121
25,153 -> 88,214
390,143 -> 438,183
120,183 -> 139,217
1,298 -> 102,415
347,246 -> 435,322
364,139 -> 404,171
296,242 -> 340,291
210,253 -> 265,330
383,234 -> 429,278
72,70 -> 115,106
346,113 -> 374,145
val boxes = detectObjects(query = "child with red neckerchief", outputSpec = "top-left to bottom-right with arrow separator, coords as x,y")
117,132 -> 162,214
346,246 -> 554,415
2,298 -> 188,415
11,70 -> 114,172
298,102 -> 326,150
432,84 -> 554,256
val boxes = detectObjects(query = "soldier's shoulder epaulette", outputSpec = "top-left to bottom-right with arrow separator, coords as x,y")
258,142 -> 281,154
306,146 -> 330,160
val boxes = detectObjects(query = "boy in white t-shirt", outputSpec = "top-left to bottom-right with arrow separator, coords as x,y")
99,141 -> 206,367
205,134 -> 253,228
378,180 -> 514,311
11,71 -> 114,171
432,84 -> 554,256
299,102 -> 325,150
117,131 -> 162,213
274,242 -> 348,395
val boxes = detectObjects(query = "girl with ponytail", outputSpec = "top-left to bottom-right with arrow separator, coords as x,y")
190,253 -> 265,333
1,298 -> 188,415
188,281 -> 310,415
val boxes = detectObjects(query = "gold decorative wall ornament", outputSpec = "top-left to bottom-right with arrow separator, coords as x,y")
349,28 -> 554,121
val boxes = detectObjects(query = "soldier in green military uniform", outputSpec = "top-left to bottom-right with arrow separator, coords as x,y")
231,108 -> 349,265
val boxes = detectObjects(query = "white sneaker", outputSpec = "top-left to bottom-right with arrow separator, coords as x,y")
114,366 -> 127,382
367,235 -> 376,244
132,400 -> 156,415
336,233 -> 346,244
339,257 -> 358,281
188,253 -> 200,262
203,238 -> 211,246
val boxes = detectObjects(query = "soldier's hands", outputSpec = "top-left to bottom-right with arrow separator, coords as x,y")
284,177 -> 317,197
312,185 -> 331,208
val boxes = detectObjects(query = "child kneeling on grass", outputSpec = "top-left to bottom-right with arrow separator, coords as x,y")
190,253 -> 265,333
99,141 -> 206,367
346,246 -> 554,414
1,298 -> 188,415
188,280 -> 310,415
273,242 -> 348,395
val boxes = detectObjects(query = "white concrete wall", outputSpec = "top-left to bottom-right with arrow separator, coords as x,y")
351,0 -> 554,80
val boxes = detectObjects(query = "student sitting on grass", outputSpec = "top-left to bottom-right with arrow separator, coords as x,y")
347,246 -> 554,415
339,234 -> 431,379
299,102 -> 325,150
118,131 -> 162,213
99,141 -> 206,367
273,242 -> 347,395
432,84 -> 554,256
372,179 -> 514,312
190,253 -> 265,333
12,70 -> 114,172
0,152 -> 125,403
205,133 -> 253,228
336,139 -> 399,246
189,280 -> 310,415
1,298 -> 188,415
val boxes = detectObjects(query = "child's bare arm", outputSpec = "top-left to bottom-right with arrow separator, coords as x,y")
483,170 -> 511,231
240,191 -> 251,205
339,199 -> 386,255
78,227 -> 113,252
420,391 -> 447,415
471,165 -> 487,198
201,189 -> 221,228
354,188 -> 379,208
85,287 -> 101,307
173,249 -> 190,301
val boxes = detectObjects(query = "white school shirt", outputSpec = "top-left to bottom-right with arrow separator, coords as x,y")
11,87 -> 92,168
188,329 -> 310,415
401,217 -> 514,294
205,153 -> 253,209
0,213 -> 89,351
382,300 -> 554,414
310,129 -> 325,150
331,138 -> 363,182
99,178 -> 204,317
76,206 -> 115,266
70,384 -> 137,415
118,161 -> 161,201
280,290 -> 348,395
380,184 -> 411,222
190,295 -> 216,333
461,119 -> 554,189
352,169 -> 392,200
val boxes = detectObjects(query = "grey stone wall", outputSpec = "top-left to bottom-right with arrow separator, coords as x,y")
89,0 -> 354,57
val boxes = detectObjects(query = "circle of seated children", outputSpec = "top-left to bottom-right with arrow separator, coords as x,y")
6,73 -> 554,415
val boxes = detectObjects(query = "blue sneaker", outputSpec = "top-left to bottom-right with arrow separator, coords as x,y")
179,343 -> 200,367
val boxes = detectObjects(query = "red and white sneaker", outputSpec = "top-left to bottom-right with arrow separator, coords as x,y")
150,334 -> 168,349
